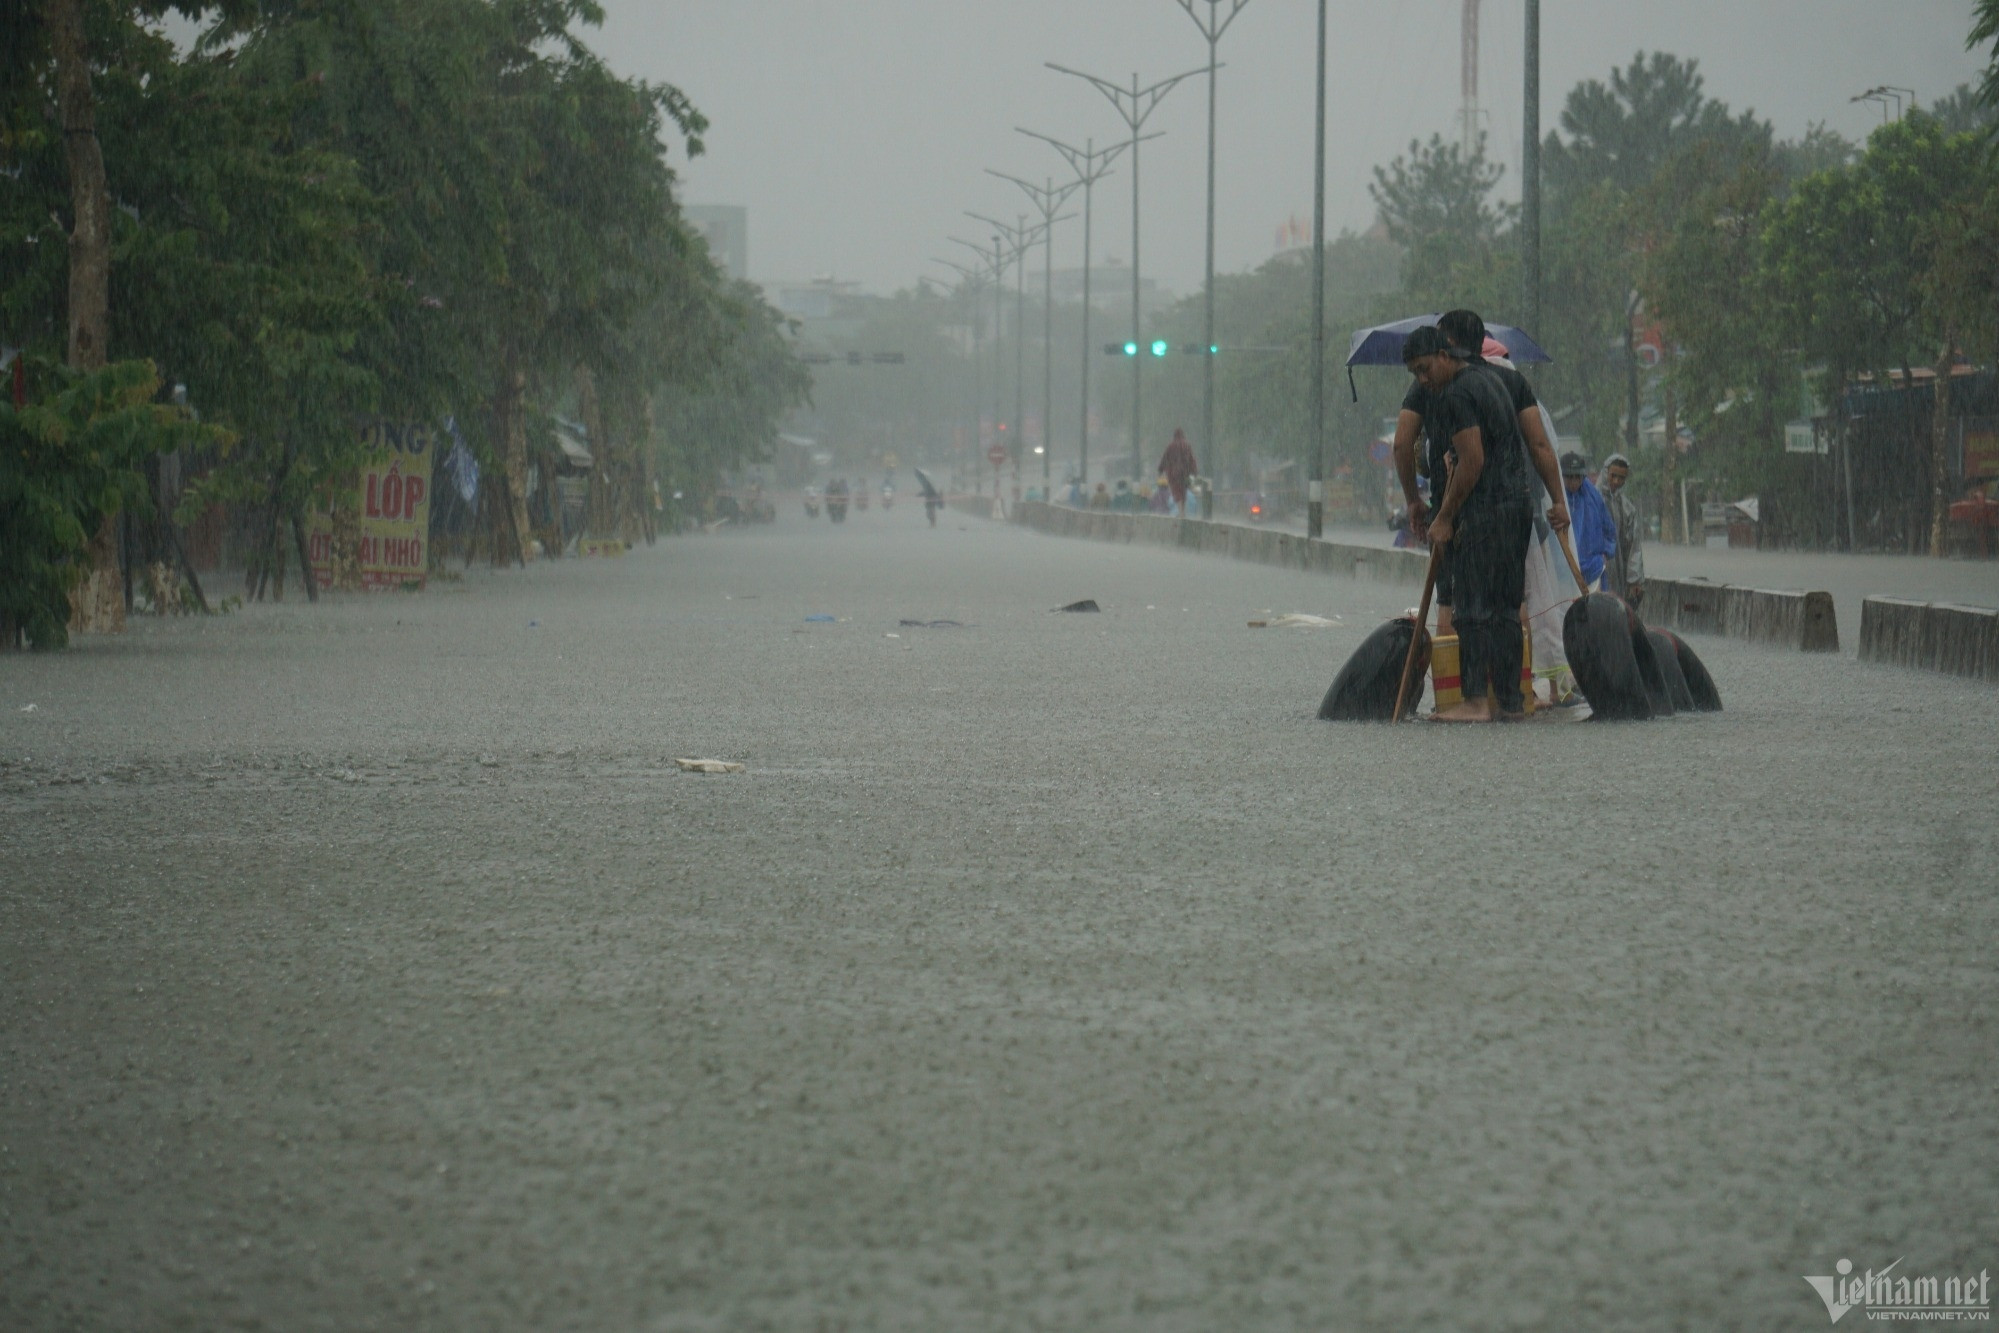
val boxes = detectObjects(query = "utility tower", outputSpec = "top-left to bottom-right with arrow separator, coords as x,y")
1461,0 -> 1481,155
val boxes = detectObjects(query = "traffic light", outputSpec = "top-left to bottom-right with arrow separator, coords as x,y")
1103,339 -> 1218,356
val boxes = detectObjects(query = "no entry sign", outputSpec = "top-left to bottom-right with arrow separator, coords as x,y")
987,443 -> 1008,467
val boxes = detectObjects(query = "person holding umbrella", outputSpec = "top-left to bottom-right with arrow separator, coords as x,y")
914,467 -> 945,528
1401,326 -> 1535,723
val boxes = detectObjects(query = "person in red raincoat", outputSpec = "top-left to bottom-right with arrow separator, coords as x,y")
1157,428 -> 1197,517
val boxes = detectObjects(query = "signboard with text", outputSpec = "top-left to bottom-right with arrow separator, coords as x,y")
307,422 -> 434,591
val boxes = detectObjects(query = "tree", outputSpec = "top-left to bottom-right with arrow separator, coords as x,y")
1,358 -> 222,648
1926,83 -> 1998,138
223,0 -> 712,564
652,275 -> 811,509
1544,53 -> 1768,196
5,1 -> 274,627
1970,0 -> 1999,121
1370,132 -> 1513,309
1764,113 -> 1994,554
1640,143 -> 1799,518
1538,52 -> 1771,458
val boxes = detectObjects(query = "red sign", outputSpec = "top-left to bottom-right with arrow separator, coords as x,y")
987,442 -> 1008,467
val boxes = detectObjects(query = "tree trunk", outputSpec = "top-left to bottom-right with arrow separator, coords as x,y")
633,393 -> 657,545
575,364 -> 612,539
1930,346 -> 1953,558
1898,358 -> 1922,554
493,356 -> 534,564
50,0 -> 124,636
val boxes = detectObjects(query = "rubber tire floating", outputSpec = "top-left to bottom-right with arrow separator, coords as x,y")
1563,592 -> 1655,721
1320,617 -> 1430,722
1659,629 -> 1723,711
1647,629 -> 1698,713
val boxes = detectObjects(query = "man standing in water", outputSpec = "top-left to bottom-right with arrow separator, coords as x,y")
1401,326 -> 1535,722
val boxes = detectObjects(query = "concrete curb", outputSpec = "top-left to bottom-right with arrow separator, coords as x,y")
1010,501 -> 1430,588
1642,578 -> 1840,653
1010,502 -> 1853,654
1859,596 -> 1999,680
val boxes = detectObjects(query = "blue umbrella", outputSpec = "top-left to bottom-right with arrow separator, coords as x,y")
1345,314 -> 1552,367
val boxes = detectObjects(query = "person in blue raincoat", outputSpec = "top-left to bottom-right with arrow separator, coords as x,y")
1560,450 -> 1617,590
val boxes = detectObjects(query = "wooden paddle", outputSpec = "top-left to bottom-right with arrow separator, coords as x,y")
1390,543 -> 1444,723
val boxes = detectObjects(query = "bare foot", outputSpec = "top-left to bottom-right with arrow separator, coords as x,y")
1428,700 -> 1495,724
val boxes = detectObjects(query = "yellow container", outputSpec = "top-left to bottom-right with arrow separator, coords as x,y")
1429,630 -> 1535,715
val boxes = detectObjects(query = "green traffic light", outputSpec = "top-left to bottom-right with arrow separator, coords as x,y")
1123,341 -> 1138,356
1210,344 -> 1219,355
1150,339 -> 1169,357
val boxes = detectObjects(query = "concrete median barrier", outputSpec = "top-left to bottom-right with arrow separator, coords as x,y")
1009,505 -> 1855,654
1637,577 -> 1840,653
1859,596 -> 1999,681
1009,500 -> 1430,588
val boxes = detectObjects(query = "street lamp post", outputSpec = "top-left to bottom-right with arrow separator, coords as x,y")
1522,0 -> 1540,356
1307,0 -> 1327,538
1017,129 -> 1139,488
1172,0 -> 1251,482
950,233 -> 1009,491
930,257 -> 990,490
970,212 -> 1050,499
988,169 -> 1080,490
1048,60 -> 1205,483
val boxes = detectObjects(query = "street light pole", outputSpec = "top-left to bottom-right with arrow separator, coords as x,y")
988,169 -> 1080,490
969,212 -> 1050,499
1018,129 -> 1140,487
1172,0 -> 1251,481
1048,60 -> 1204,483
950,232 -> 1009,489
1522,0 -> 1541,355
1307,0 -> 1327,539
930,257 -> 990,489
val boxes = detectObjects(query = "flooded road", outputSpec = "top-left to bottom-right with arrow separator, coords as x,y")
4,510 -> 1994,1329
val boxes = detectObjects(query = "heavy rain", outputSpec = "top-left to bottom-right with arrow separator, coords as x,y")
3,1 -> 1997,1327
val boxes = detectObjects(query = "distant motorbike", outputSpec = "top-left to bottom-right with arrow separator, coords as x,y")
803,487 -> 821,519
826,479 -> 849,523
880,483 -> 895,510
854,486 -> 870,512
1247,492 -> 1268,523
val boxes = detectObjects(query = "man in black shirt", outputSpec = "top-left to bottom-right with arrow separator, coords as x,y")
1391,313 -> 1569,627
1401,326 -> 1534,721
1435,311 -> 1570,528
1391,375 -> 1459,629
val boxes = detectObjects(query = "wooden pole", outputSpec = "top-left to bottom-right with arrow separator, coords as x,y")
1556,527 -> 1591,597
1391,545 -> 1444,723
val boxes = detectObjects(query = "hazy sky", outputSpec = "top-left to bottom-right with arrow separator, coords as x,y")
595,2 -> 1988,297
